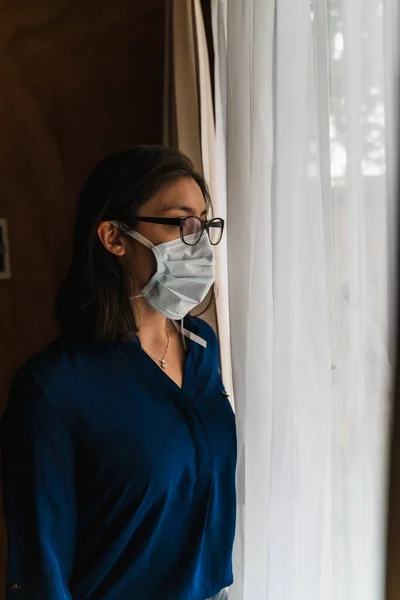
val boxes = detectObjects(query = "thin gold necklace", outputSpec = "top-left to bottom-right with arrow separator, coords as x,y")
142,322 -> 170,369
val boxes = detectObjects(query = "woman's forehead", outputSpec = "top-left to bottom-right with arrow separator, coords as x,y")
142,178 -> 207,215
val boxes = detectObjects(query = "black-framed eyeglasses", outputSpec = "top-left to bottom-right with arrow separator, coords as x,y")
135,216 -> 225,246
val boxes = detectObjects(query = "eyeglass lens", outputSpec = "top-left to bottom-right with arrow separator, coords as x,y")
208,219 -> 223,245
182,217 -> 204,245
182,217 -> 223,246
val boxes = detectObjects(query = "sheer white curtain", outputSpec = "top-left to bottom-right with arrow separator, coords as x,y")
212,1 -> 396,599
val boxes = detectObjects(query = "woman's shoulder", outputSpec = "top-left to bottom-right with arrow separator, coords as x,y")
186,314 -> 214,335
13,331 -> 99,399
185,316 -> 219,352
4,333 -> 100,439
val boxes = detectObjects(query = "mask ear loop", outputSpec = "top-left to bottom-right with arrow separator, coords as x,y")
110,221 -> 155,250
110,222 -> 154,301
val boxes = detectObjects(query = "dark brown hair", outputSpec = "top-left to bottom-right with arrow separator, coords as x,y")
55,146 -> 211,340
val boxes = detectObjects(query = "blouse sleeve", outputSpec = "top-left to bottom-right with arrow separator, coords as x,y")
1,367 -> 76,599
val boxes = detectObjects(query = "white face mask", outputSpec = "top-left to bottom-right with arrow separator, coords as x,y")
115,224 -> 215,320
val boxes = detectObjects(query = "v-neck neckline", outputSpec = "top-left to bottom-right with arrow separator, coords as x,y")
135,323 -> 193,395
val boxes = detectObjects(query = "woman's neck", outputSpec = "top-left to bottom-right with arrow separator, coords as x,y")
134,298 -> 169,348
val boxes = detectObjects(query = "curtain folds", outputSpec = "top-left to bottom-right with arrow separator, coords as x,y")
212,0 -> 395,599
164,0 -> 234,400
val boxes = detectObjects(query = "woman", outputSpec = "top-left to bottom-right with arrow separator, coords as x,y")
1,146 -> 237,600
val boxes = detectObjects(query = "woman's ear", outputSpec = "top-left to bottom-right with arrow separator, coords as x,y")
97,222 -> 127,256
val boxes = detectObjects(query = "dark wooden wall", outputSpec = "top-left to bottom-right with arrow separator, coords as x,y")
0,0 -> 165,402
0,1 -> 166,594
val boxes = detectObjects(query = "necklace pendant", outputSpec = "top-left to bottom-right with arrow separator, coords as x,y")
161,360 -> 167,369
